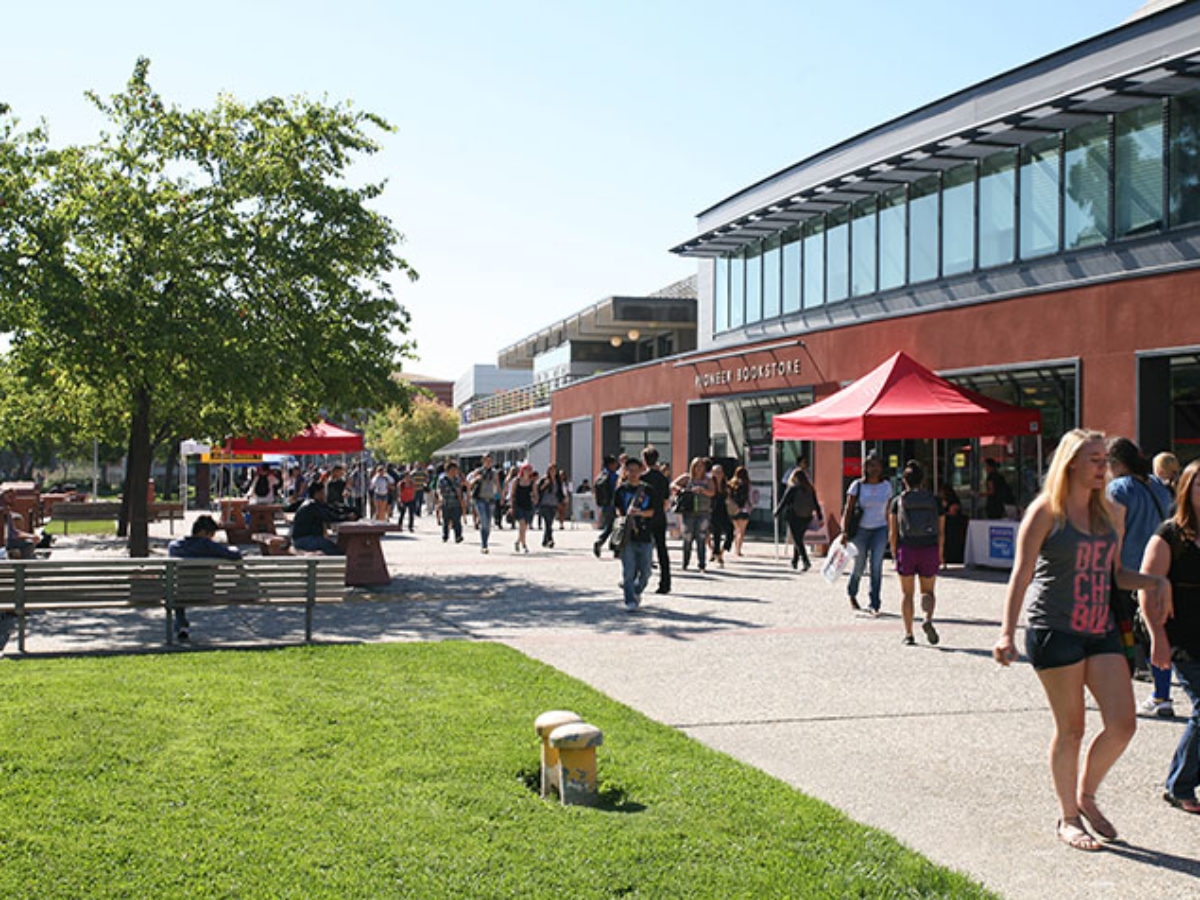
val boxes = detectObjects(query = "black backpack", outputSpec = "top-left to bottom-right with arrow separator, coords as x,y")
594,471 -> 614,507
254,474 -> 271,498
897,489 -> 939,546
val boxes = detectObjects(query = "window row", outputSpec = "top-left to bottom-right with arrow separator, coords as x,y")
714,93 -> 1200,334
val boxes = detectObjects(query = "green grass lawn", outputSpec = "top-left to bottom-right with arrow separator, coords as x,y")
0,643 -> 991,899
42,519 -> 118,536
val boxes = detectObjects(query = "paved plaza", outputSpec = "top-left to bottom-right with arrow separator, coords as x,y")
11,513 -> 1200,898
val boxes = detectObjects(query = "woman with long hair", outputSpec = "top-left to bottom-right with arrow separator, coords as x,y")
536,463 -> 563,548
994,429 -> 1169,850
842,453 -> 891,614
672,457 -> 715,572
509,463 -> 537,553
709,464 -> 733,568
1140,457 -> 1200,813
729,466 -> 753,556
774,461 -> 821,571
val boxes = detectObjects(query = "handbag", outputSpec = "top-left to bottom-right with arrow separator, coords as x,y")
609,515 -> 630,554
672,490 -> 694,516
844,499 -> 863,541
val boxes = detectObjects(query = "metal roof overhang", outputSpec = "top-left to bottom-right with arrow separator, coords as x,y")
496,295 -> 696,370
433,421 -> 551,458
672,49 -> 1200,258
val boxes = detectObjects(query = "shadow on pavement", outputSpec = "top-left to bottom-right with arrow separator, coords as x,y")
1104,841 -> 1200,877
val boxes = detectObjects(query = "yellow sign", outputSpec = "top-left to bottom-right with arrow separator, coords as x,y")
202,453 -> 262,464
954,453 -> 966,468
888,455 -> 899,469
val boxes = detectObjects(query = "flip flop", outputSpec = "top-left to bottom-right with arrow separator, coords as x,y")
1163,792 -> 1200,814
1057,818 -> 1101,852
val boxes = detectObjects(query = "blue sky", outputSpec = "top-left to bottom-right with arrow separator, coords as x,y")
2,0 -> 1147,379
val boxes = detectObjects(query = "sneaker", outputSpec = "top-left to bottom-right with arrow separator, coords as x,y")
623,599 -> 639,612
593,542 -> 601,558
481,547 -> 489,554
849,596 -> 862,611
870,607 -> 881,618
455,536 -> 463,543
1139,696 -> 1174,718
922,620 -> 940,645
902,635 -> 916,646
176,629 -> 190,642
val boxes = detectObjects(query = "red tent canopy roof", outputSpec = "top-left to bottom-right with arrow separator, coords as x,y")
222,421 -> 364,455
772,351 -> 1041,442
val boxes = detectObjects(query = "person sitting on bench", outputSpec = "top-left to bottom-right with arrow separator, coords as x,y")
0,489 -> 39,560
168,514 -> 243,642
290,482 -> 350,555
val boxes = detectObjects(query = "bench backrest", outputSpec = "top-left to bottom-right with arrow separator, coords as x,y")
51,501 -> 124,520
0,556 -> 346,612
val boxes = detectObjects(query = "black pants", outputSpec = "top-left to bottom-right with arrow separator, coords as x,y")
786,512 -> 811,568
442,509 -> 462,541
651,519 -> 671,591
541,509 -> 556,545
711,514 -> 733,557
595,506 -> 616,547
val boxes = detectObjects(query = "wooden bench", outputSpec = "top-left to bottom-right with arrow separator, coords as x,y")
50,501 -> 123,534
148,501 -> 185,534
0,556 -> 347,652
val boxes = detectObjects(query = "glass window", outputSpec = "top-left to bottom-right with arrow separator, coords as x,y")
802,217 -> 825,308
1064,121 -> 1110,248
782,228 -> 801,313
826,207 -> 849,303
729,252 -> 744,328
745,242 -> 762,324
979,150 -> 1016,268
851,198 -> 877,297
763,234 -> 781,319
1116,102 -> 1164,237
942,163 -> 975,275
878,186 -> 906,290
909,176 -> 939,282
1020,136 -> 1061,259
1170,91 -> 1200,228
713,257 -> 728,334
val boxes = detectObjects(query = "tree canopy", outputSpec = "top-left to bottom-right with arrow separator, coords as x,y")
366,395 -> 458,464
0,59 -> 416,553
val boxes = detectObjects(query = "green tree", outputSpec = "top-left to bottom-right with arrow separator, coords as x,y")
0,60 -> 416,554
366,395 -> 458,463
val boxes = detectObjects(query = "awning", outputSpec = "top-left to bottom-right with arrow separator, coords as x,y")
434,421 -> 551,458
221,421 -> 365,455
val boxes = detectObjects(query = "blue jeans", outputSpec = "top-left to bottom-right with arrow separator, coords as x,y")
1166,657 -> 1200,801
475,500 -> 494,548
621,540 -> 653,608
681,514 -> 710,570
293,535 -> 343,555
849,525 -> 888,610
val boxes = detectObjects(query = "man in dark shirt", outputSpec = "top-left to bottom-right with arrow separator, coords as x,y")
592,456 -> 620,558
291,482 -> 347,555
640,445 -> 671,595
167,514 -> 243,642
614,458 -> 655,612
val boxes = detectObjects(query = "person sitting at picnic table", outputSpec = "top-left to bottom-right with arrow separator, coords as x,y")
290,482 -> 350,555
0,488 -> 39,559
167,514 -> 242,642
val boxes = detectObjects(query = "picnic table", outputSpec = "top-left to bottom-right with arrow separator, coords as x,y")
334,521 -> 403,587
246,503 -> 283,535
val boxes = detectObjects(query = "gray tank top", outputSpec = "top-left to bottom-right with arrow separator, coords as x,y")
1025,519 -> 1118,636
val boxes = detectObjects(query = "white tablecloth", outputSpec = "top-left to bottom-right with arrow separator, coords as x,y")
964,519 -> 1018,569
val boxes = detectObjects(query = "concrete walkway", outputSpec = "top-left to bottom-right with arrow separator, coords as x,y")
11,513 -> 1200,898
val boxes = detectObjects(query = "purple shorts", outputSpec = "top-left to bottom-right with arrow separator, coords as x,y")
896,543 -> 939,577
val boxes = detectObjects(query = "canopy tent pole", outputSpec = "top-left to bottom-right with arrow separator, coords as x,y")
933,439 -> 939,494
771,441 -> 779,560
1037,433 -> 1044,488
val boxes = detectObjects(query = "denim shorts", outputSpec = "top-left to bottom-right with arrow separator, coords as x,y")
1025,627 -> 1123,670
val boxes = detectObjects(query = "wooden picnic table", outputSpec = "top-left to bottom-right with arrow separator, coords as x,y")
334,521 -> 403,587
246,503 -> 283,535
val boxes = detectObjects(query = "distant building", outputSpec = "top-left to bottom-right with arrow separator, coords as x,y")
397,371 -> 454,407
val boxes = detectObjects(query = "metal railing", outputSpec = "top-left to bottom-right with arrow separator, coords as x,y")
461,375 -> 578,424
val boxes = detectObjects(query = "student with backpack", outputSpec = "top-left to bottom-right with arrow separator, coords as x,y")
592,456 -> 620,558
888,460 -> 945,646
775,460 -> 821,571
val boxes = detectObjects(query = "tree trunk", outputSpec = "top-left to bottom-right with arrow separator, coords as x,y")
126,387 -> 153,558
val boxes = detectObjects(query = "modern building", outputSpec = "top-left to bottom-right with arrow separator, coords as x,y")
552,0 -> 1200,526
397,371 -> 454,407
435,279 -> 696,477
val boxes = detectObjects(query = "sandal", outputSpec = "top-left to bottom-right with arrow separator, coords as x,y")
1163,792 -> 1200,814
1056,817 -> 1101,852
1078,793 -> 1117,842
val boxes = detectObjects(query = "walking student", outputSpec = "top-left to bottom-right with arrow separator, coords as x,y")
614,458 -> 655,612
843,453 -> 892,615
536,464 -> 562,548
729,466 -> 753,556
641,446 -> 671,594
993,429 -> 1168,851
1140,457 -> 1200,814
437,461 -> 466,543
468,455 -> 501,554
672,457 -> 715,572
709,464 -> 733,568
592,456 -> 619,557
775,460 -> 821,571
509,463 -> 536,553
888,461 -> 944,646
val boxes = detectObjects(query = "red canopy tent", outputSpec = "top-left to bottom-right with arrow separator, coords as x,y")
222,421 -> 364,455
772,351 -> 1041,441
769,351 -> 1042,555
